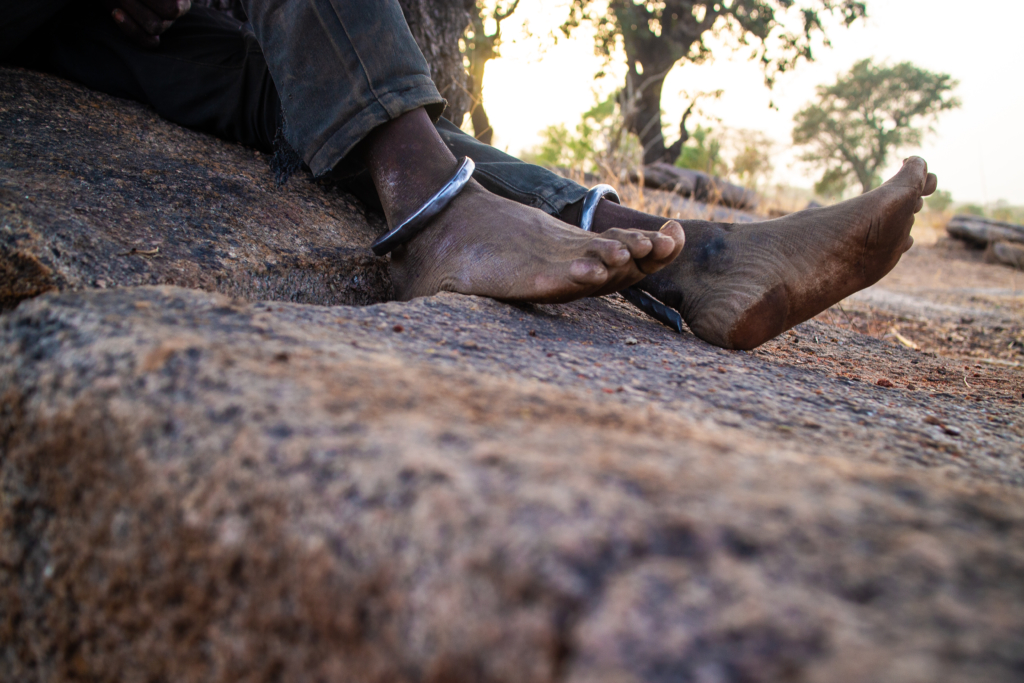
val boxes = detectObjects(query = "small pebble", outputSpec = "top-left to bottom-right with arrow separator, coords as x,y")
876,378 -> 894,388
625,337 -> 639,345
392,324 -> 404,333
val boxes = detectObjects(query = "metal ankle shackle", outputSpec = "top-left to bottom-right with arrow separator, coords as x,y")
371,157 -> 475,256
578,184 -> 684,334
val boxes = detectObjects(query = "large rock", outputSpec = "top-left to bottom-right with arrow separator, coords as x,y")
631,163 -> 760,211
0,67 -> 392,312
993,241 -> 1024,271
2,286 -> 1023,682
946,214 -> 1024,247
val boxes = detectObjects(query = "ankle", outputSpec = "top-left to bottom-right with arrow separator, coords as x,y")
363,108 -> 460,225
559,198 -> 670,234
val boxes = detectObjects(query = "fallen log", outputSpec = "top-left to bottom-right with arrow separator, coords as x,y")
946,214 -> 1024,246
631,162 -> 759,211
993,241 -> 1024,270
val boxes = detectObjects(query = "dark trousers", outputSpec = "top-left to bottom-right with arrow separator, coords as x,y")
0,1 -> 587,217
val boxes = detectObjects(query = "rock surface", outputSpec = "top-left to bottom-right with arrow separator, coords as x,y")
993,241 -> 1024,271
3,65 -> 1024,683
0,67 -> 392,312
946,214 -> 1024,247
2,286 -> 1023,683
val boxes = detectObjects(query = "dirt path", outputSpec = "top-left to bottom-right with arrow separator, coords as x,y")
838,237 -> 1024,366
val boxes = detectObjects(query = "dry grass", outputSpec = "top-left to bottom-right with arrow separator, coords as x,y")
558,166 -> 766,224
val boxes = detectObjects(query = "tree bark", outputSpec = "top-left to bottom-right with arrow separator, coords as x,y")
625,68 -> 672,165
470,101 -> 494,145
398,0 -> 475,126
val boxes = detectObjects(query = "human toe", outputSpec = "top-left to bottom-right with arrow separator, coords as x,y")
887,156 -> 928,189
654,221 -> 685,260
589,237 -> 633,267
600,228 -> 654,260
568,258 -> 609,286
631,221 -> 685,274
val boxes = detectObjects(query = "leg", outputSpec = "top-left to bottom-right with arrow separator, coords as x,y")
4,3 -> 281,153
0,0 -> 71,60
9,0 -> 682,303
363,108 -> 683,303
240,0 -> 683,303
562,159 -> 938,350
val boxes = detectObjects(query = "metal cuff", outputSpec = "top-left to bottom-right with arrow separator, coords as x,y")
371,157 -> 475,256
578,184 -> 684,334
578,184 -> 620,232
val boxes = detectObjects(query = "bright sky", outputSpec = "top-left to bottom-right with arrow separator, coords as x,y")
481,0 -> 1024,205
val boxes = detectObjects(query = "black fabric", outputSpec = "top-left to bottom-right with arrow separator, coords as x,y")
5,3 -> 281,153
0,0 -> 70,60
1,1 -> 587,214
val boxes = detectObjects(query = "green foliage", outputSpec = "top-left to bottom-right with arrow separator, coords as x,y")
957,204 -> 986,217
793,58 -> 961,195
675,126 -> 726,176
813,167 -> 849,199
524,93 -> 642,174
561,1 -> 868,86
730,128 -> 775,191
558,1 -> 867,164
925,189 -> 953,213
990,201 -> 1024,225
674,126 -> 775,190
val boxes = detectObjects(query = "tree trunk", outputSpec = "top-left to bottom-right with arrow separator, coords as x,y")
471,102 -> 494,145
625,69 -> 671,166
397,0 -> 474,126
467,37 -> 494,144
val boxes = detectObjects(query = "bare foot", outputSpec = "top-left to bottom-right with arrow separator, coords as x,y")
364,108 -> 683,304
586,157 -> 937,349
391,180 -> 683,302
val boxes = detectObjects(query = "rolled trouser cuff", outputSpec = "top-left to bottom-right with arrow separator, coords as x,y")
305,78 -> 444,176
243,0 -> 447,177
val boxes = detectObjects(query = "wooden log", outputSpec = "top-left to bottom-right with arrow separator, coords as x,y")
993,241 -> 1024,270
631,162 -> 759,210
946,214 -> 1024,246
631,162 -> 699,197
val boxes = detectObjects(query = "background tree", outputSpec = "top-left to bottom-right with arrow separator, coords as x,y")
464,1 -> 521,144
675,125 -> 726,176
561,0 -> 867,166
399,0 -> 476,126
925,189 -> 953,213
793,58 -> 960,196
728,128 -> 775,190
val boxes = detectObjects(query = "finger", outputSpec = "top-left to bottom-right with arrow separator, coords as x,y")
111,8 -> 160,47
140,0 -> 192,21
923,173 -> 938,197
120,0 -> 175,35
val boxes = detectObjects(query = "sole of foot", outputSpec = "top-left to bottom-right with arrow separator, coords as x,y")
640,157 -> 937,349
390,180 -> 684,304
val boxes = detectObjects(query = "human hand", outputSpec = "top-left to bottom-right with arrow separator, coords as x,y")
103,0 -> 192,47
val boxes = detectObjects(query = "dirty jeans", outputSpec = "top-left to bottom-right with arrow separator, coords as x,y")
0,0 -> 587,217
